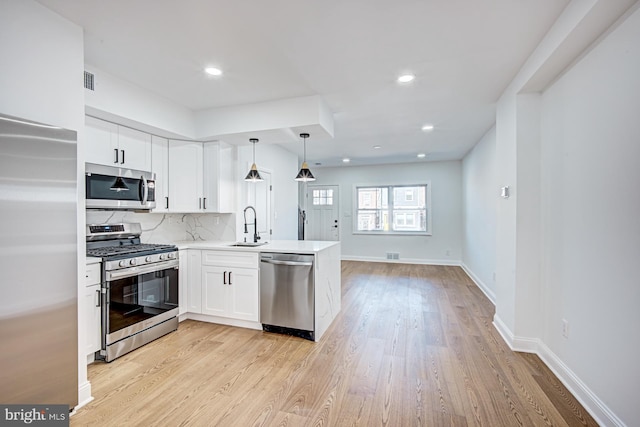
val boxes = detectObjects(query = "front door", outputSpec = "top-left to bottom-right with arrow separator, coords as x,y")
306,185 -> 339,241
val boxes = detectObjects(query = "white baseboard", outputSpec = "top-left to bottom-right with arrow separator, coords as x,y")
536,341 -> 627,427
460,262 -> 496,304
492,314 -> 625,427
341,255 -> 461,266
492,314 -> 539,353
184,313 -> 262,331
75,380 -> 93,412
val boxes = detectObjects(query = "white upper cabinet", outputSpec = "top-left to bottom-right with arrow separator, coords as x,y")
85,116 -> 152,172
203,142 -> 236,213
167,140 -> 236,213
151,135 -> 169,212
168,140 -> 204,212
85,116 -> 117,166
84,115 -> 236,214
117,126 -> 152,171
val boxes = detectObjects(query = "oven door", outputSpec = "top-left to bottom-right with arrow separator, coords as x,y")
104,260 -> 179,345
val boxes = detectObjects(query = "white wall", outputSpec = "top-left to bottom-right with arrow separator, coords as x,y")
461,127 -> 497,302
0,0 -> 90,408
313,162 -> 462,264
236,143 -> 299,241
514,94 -> 542,340
539,6 -> 640,424
0,0 -> 84,131
85,64 -> 195,139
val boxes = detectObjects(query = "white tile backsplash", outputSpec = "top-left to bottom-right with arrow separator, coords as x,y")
85,211 -> 235,243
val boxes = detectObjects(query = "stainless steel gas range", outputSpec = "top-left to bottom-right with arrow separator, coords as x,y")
86,223 -> 179,362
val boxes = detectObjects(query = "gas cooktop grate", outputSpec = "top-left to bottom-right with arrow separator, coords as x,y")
87,243 -> 176,258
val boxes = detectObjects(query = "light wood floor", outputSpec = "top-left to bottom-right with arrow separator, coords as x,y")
72,262 -> 598,426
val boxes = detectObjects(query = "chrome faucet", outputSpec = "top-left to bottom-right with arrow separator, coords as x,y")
243,205 -> 260,243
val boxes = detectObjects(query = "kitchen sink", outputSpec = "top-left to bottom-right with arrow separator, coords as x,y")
228,242 -> 268,247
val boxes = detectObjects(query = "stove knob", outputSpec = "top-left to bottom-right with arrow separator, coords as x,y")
118,260 -> 126,267
145,256 -> 152,262
159,254 -> 166,260
130,259 -> 137,266
168,253 -> 176,259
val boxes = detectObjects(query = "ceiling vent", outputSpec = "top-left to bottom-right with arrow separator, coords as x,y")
84,71 -> 95,91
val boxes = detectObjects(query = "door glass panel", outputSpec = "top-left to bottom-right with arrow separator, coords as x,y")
108,268 -> 178,334
86,174 -> 142,201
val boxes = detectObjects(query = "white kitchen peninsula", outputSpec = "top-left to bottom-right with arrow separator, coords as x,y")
176,240 -> 341,342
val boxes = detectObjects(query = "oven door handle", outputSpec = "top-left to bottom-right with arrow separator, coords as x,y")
106,260 -> 179,281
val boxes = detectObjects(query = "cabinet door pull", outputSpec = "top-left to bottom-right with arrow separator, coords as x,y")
223,271 -> 227,285
121,149 -> 125,164
165,196 -> 169,210
203,197 -> 207,210
114,148 -> 119,164
198,197 -> 202,209
95,289 -> 101,307
228,271 -> 232,285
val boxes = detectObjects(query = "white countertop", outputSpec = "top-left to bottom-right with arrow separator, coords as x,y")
173,239 -> 339,254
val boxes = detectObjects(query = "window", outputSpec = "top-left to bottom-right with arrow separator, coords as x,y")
312,189 -> 333,206
354,184 -> 430,234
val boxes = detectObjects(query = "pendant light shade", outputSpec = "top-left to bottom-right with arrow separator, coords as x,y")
245,138 -> 263,182
295,133 -> 315,182
110,176 -> 129,192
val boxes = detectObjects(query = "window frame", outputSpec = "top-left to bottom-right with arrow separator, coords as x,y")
352,183 -> 432,236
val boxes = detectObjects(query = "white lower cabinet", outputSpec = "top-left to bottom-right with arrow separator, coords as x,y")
178,249 -> 189,316
84,263 -> 102,359
186,250 -> 203,314
198,250 -> 260,323
202,266 -> 259,321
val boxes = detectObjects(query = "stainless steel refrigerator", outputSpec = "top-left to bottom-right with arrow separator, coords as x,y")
0,113 -> 78,409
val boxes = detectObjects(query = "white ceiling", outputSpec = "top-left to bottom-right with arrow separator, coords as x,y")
37,0 -> 569,167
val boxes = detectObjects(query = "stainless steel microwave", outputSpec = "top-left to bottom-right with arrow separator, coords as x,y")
85,163 -> 156,210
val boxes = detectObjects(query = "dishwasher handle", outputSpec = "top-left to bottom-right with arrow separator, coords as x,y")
261,258 -> 313,267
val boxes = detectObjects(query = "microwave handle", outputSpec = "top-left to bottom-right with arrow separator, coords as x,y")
141,174 -> 149,205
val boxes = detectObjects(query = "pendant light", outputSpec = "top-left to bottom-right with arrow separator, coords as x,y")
295,133 -> 315,182
244,138 -> 263,182
110,176 -> 129,192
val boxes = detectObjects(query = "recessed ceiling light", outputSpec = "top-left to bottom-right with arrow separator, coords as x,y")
417,153 -> 426,158
421,124 -> 434,131
342,158 -> 350,163
373,145 -> 381,149
205,67 -> 222,76
397,74 -> 415,83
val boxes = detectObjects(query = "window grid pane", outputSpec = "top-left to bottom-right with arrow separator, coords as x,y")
313,188 -> 334,205
357,185 -> 428,233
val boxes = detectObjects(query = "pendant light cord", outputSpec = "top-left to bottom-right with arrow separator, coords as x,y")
303,135 -> 307,163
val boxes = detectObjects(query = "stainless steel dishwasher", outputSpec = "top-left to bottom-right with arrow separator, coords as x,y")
260,252 -> 315,340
